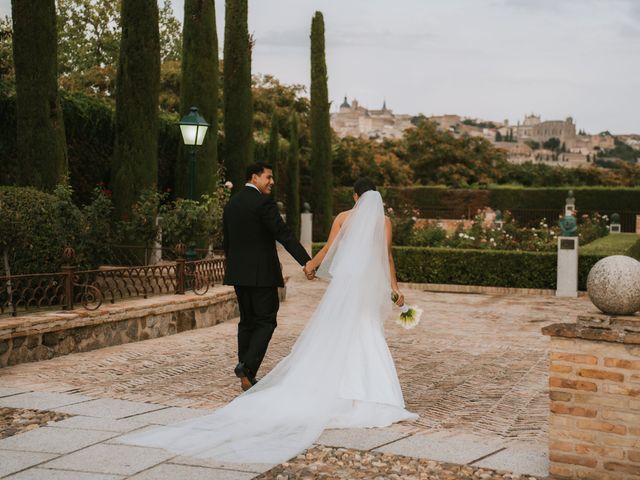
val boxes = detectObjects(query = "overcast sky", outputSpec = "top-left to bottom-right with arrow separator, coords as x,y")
2,0 -> 638,133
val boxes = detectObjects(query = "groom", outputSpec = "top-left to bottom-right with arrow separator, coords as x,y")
223,162 -> 314,391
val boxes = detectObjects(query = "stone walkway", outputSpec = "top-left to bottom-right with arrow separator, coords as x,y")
0,253 -> 595,478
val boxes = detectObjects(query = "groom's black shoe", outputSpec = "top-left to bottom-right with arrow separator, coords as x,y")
234,362 -> 257,391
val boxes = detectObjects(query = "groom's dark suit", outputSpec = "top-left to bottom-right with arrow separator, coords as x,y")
223,185 -> 311,380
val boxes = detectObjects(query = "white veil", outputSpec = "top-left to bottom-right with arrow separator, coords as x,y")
121,189 -> 416,463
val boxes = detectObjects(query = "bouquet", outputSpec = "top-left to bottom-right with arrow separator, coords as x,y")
391,291 -> 423,329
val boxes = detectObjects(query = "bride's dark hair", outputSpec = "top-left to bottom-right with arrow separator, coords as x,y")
353,177 -> 376,196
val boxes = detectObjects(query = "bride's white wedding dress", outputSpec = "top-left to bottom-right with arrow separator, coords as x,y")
121,190 -> 417,463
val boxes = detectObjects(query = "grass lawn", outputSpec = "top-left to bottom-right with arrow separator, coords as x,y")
581,233 -> 640,257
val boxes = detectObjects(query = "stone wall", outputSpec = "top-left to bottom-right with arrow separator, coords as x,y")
0,287 -> 239,368
543,314 -> 640,479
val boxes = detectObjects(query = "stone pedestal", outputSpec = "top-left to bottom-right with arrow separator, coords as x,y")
610,223 -> 622,234
542,313 -> 640,479
557,236 -> 579,297
565,203 -> 575,217
301,213 -> 313,256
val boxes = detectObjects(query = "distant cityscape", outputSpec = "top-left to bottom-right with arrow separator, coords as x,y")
330,97 -> 640,168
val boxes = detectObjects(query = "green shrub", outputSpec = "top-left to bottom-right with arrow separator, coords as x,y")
410,222 -> 447,247
159,185 -> 229,249
0,185 -> 114,275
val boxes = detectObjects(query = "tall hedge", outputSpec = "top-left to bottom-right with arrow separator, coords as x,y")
488,186 -> 640,213
286,113 -> 301,239
0,93 -> 184,204
112,0 -> 160,218
223,0 -> 252,191
176,0 -> 219,199
310,11 -> 333,240
333,185 -> 640,230
11,0 -> 68,190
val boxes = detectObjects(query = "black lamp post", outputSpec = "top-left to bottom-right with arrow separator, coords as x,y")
178,106 -> 210,260
178,106 -> 210,200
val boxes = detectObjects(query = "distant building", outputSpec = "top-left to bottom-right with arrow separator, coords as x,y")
515,114 -> 577,147
571,134 -> 615,154
428,115 -> 462,131
330,97 -> 414,140
494,142 -> 533,164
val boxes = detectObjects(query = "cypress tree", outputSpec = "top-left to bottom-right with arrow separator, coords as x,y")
175,0 -> 219,199
11,0 -> 68,190
267,110 -> 279,198
223,0 -> 252,191
286,113 -> 301,239
112,0 -> 160,218
310,11 -> 332,239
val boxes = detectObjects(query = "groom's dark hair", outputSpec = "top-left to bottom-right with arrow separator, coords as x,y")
245,162 -> 273,182
353,177 -> 376,196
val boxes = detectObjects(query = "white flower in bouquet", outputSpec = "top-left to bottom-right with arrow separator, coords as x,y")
391,292 -> 423,330
224,181 -> 233,189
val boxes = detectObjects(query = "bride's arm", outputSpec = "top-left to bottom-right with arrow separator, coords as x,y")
306,211 -> 348,272
386,216 -> 404,306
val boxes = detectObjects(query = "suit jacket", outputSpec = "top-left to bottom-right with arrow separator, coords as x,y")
223,186 -> 311,287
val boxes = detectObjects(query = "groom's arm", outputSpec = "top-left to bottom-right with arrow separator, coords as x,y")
259,197 -> 311,266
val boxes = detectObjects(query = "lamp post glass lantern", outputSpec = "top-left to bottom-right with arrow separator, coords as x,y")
178,106 -> 210,260
178,106 -> 210,200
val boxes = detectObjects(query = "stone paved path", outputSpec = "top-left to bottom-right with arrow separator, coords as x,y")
0,252 -> 594,477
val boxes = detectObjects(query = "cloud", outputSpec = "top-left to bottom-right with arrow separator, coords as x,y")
256,26 -> 437,52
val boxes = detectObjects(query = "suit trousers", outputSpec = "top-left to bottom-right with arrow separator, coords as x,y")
234,286 -> 280,378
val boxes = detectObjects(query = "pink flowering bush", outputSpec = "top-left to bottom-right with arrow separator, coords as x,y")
406,211 -> 608,252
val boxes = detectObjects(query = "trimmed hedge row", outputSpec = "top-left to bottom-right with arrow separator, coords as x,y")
393,246 -> 605,291
333,186 -> 640,215
312,243 -> 617,290
488,186 -> 640,213
333,186 -> 490,216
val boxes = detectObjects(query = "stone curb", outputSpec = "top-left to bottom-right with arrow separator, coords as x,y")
400,281 -> 588,297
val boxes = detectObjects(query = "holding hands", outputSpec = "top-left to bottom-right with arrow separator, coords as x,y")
303,261 -> 316,280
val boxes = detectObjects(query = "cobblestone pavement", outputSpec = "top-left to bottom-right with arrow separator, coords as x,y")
0,407 -> 71,439
257,446 -> 540,480
0,255 -> 593,453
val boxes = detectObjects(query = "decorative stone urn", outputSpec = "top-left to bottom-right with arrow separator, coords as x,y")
586,255 -> 640,315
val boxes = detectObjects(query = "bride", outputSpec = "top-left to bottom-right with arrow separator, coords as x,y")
121,177 -> 418,464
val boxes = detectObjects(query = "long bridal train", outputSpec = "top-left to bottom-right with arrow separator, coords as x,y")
120,191 -> 417,464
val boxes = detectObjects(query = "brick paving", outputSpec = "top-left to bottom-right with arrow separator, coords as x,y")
0,257 -> 592,454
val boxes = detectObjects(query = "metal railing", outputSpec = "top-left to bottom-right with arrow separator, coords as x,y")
104,244 -> 224,266
0,245 -> 226,318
